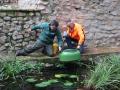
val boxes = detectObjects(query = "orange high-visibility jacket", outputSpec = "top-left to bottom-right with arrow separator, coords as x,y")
67,23 -> 85,45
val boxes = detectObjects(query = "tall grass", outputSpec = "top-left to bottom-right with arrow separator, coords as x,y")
0,55 -> 44,81
84,55 -> 120,90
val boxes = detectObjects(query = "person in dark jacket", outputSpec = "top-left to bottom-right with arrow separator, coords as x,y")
16,20 -> 63,56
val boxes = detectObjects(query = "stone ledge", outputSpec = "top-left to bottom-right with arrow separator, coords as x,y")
15,47 -> 120,62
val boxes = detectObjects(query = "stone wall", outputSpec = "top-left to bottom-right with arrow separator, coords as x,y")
0,10 -> 49,52
52,0 -> 120,48
0,0 -> 120,53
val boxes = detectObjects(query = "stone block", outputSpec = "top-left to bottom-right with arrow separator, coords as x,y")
7,12 -> 15,17
0,45 -> 6,51
12,18 -> 17,21
35,12 -> 41,16
3,16 -> 11,21
0,23 -> 3,26
16,39 -> 23,43
0,12 -> 6,16
24,33 -> 30,38
15,43 -> 22,47
5,43 -> 10,47
29,12 -> 34,16
0,18 -> 3,23
17,17 -> 23,21
15,12 -> 26,17
0,36 -> 7,44
24,24 -> 30,29
29,41 -> 35,45
24,38 -> 31,42
15,47 -> 22,50
12,34 -> 23,40
23,17 -> 29,21
23,42 -> 28,46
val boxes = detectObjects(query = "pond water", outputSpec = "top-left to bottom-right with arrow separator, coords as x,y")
0,61 -> 90,90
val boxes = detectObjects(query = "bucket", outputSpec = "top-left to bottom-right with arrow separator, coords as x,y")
53,43 -> 59,55
59,49 -> 81,62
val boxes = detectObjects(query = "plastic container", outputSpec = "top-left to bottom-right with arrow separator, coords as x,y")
53,43 -> 59,55
59,49 -> 81,62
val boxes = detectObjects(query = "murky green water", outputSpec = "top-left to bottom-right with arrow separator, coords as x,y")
0,62 -> 89,90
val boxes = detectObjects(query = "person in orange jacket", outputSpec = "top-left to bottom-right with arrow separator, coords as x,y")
63,19 -> 85,53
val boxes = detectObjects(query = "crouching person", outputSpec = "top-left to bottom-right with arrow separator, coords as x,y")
16,20 -> 63,57
64,19 -> 85,53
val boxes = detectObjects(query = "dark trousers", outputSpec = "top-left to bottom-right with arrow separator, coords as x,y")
65,36 -> 84,53
16,40 -> 53,56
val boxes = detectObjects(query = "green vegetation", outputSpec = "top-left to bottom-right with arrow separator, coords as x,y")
35,79 -> 59,89
84,55 -> 120,90
0,56 -> 44,81
1,54 -> 120,90
26,78 -> 37,84
55,74 -> 69,78
35,81 -> 51,88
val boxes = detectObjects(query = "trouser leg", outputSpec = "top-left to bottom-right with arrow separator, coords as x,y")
65,36 -> 77,48
16,40 -> 44,56
65,36 -> 84,53
45,44 -> 53,56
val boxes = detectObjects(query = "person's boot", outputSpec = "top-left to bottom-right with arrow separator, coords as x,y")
16,49 -> 28,56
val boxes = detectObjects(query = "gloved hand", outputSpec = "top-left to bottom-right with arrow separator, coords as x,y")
63,31 -> 67,37
59,46 -> 62,52
77,45 -> 81,49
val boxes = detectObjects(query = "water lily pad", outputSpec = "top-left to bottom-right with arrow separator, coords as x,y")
26,78 -> 37,83
64,81 -> 74,87
48,79 -> 59,83
63,81 -> 76,90
35,81 -> 51,88
69,75 -> 78,78
55,74 -> 68,78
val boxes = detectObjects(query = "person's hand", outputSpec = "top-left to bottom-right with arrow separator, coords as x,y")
77,45 -> 81,49
59,46 -> 62,52
63,31 -> 67,37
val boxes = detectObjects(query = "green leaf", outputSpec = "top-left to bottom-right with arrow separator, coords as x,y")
55,74 -> 68,78
69,75 -> 78,79
26,78 -> 37,83
64,81 -> 74,87
35,81 -> 51,88
47,79 -> 59,83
